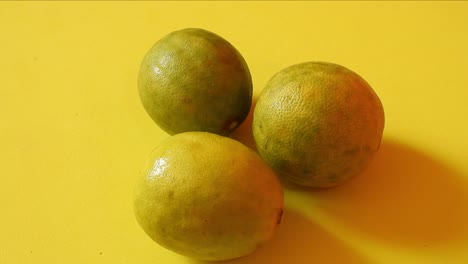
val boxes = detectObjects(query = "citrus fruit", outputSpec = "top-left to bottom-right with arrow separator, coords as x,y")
138,28 -> 252,136
133,132 -> 284,261
252,61 -> 385,187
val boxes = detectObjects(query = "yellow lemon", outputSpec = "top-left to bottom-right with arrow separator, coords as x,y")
133,132 -> 284,261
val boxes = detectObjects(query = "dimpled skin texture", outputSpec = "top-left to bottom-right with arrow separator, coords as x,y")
138,28 -> 253,135
133,132 -> 284,261
253,62 -> 385,187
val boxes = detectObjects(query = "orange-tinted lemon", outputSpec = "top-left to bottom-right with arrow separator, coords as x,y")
253,62 -> 385,187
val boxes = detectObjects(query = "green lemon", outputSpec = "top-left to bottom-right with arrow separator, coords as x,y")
138,28 -> 252,136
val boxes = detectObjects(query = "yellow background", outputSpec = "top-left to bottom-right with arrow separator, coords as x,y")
1,1 -> 468,263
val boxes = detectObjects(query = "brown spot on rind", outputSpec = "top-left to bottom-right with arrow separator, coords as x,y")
343,147 -> 359,156
223,117 -> 240,132
276,208 -> 284,225
167,191 -> 174,199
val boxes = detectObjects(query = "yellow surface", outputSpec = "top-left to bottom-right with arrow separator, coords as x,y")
1,1 -> 468,263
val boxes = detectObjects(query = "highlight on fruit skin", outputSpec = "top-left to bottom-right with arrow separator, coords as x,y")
252,61 -> 385,188
138,28 -> 253,136
133,132 -> 284,261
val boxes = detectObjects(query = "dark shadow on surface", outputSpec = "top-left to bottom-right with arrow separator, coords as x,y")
190,209 -> 370,264
299,139 -> 468,245
231,97 -> 257,152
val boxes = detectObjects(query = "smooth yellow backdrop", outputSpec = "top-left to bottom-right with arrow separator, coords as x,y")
1,1 -> 468,264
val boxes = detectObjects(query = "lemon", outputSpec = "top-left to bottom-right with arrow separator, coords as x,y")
133,132 -> 284,261
253,62 -> 385,187
138,28 -> 252,136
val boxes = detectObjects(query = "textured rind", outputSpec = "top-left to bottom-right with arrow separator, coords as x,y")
133,132 -> 284,261
253,62 -> 385,187
138,28 -> 252,136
